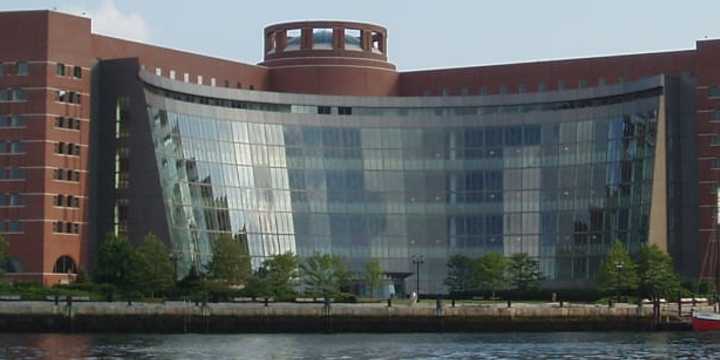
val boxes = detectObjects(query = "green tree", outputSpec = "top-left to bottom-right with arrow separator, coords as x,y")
364,259 -> 384,298
94,233 -> 140,291
596,241 -> 639,298
135,233 -> 176,298
444,255 -> 476,294
475,252 -> 508,297
300,253 -> 350,297
0,234 -> 7,277
638,245 -> 681,300
507,253 -> 543,291
207,234 -> 251,285
247,252 -> 299,299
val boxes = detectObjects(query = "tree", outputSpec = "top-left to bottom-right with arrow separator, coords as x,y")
247,252 -> 299,299
135,233 -> 176,298
364,259 -> 384,298
94,233 -> 140,291
444,255 -> 476,294
507,253 -> 543,291
637,245 -> 681,300
207,234 -> 251,285
475,252 -> 508,297
596,241 -> 639,298
0,234 -> 7,277
300,253 -> 350,297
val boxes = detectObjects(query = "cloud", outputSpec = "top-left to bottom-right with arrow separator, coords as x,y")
89,0 -> 150,42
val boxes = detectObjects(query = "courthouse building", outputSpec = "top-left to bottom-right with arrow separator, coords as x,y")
0,10 -> 717,292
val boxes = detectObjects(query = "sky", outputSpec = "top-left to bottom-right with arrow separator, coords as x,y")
4,0 -> 720,71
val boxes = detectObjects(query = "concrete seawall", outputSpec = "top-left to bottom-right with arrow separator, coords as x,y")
0,302 -> 691,333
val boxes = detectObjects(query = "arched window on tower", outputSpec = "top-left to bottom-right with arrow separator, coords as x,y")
52,255 -> 77,274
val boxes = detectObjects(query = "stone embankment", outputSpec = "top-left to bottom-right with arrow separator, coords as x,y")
0,301 -> 694,333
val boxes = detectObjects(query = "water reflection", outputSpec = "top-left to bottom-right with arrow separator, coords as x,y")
2,332 -> 720,359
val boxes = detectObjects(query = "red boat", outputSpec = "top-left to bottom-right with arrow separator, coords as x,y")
692,312 -> 720,331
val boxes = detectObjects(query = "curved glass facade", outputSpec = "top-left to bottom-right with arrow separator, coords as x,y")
144,75 -> 663,293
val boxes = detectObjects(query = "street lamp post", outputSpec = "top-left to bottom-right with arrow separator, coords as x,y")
615,261 -> 624,305
412,255 -> 424,297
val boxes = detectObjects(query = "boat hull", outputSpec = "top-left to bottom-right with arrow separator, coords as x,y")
692,313 -> 720,331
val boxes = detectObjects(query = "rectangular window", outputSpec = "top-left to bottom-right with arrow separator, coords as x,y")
12,88 -> 26,101
338,106 -> 352,115
712,135 -> 720,146
73,66 -> 82,78
9,193 -> 22,206
713,110 -> 720,122
285,29 -> 302,51
8,221 -> 22,233
155,67 -> 162,76
11,115 -> 24,127
10,141 -> 23,153
710,85 -> 720,98
479,86 -> 488,96
317,106 -> 332,115
184,73 -> 190,82
312,28 -> 333,49
56,63 -> 65,76
499,85 -> 508,94
578,79 -> 588,88
598,78 -> 607,86
211,78 -> 216,87
517,84 -> 527,93
16,61 -> 28,76
537,81 -> 546,92
344,28 -> 363,51
557,80 -> 566,90
712,158 -> 720,169
197,75 -> 203,85
169,70 -> 176,80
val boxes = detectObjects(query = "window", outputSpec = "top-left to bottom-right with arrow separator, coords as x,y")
710,85 -> 720,98
0,115 -> 24,128
184,73 -> 190,82
578,79 -> 588,88
479,86 -> 488,96
499,85 -> 508,95
338,106 -> 352,115
317,106 -> 332,115
712,135 -> 720,146
285,29 -> 302,51
557,80 -> 566,90
538,81 -> 546,92
344,29 -> 362,50
15,61 -> 28,76
0,64 -> 4,77
266,31 -> 277,53
517,84 -> 527,93
155,67 -> 162,76
211,78 -> 216,87
598,78 -> 607,87
73,66 -> 82,79
712,110 -> 720,122
712,159 -> 720,169
371,31 -> 384,54
11,88 -> 26,101
55,194 -> 64,207
56,63 -> 65,76
224,80 -> 229,87
197,75 -> 203,85
169,70 -> 176,80
11,115 -> 24,127
10,141 -> 23,153
9,167 -> 24,179
9,193 -> 22,206
312,28 -> 333,49
55,117 -> 80,130
8,221 -> 22,233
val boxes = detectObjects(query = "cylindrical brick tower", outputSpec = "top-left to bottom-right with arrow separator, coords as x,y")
260,21 -> 399,96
